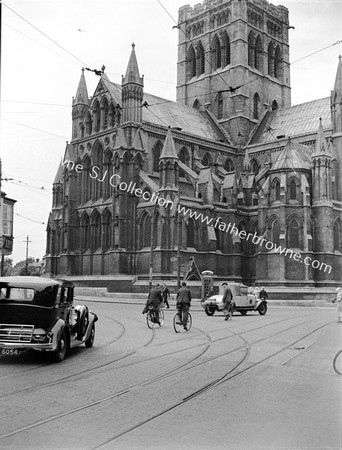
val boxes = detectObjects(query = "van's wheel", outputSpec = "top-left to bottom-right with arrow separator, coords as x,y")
77,307 -> 89,339
205,307 -> 215,316
258,303 -> 267,315
50,329 -> 67,363
85,324 -> 95,348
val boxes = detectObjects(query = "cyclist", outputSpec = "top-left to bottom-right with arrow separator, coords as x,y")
142,283 -> 163,324
259,287 -> 268,301
176,282 -> 191,330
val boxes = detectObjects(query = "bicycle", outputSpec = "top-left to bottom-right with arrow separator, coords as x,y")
173,309 -> 192,333
333,349 -> 342,375
146,306 -> 164,329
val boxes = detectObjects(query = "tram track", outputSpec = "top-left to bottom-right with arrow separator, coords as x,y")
0,312 -> 334,445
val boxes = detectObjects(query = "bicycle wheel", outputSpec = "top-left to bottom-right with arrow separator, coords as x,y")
146,311 -> 155,329
173,313 -> 181,333
158,309 -> 164,327
186,312 -> 192,331
333,350 -> 342,375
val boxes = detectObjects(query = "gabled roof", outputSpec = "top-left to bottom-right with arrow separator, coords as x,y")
271,138 -> 312,171
250,97 -> 331,145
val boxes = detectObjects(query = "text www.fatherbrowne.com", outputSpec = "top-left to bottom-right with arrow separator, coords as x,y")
63,160 -> 332,274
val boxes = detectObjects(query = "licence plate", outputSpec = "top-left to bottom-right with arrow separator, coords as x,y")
1,348 -> 21,356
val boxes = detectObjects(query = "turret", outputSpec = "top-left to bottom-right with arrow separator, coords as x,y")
72,68 -> 89,140
121,44 -> 144,126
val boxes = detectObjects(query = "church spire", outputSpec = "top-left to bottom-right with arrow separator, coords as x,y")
73,68 -> 89,106
121,44 -> 144,125
122,43 -> 143,85
312,118 -> 330,157
331,55 -> 342,134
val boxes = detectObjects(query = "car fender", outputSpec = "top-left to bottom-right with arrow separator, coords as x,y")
256,299 -> 267,310
49,318 -> 69,351
80,311 -> 97,343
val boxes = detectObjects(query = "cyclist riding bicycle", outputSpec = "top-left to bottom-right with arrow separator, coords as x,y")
176,282 -> 191,330
142,283 -> 163,325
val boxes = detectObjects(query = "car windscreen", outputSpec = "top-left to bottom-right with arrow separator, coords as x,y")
0,285 -> 58,307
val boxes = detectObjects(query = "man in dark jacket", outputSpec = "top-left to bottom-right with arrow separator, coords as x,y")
142,284 -> 163,324
259,287 -> 268,300
176,282 -> 191,329
222,283 -> 233,321
162,284 -> 170,308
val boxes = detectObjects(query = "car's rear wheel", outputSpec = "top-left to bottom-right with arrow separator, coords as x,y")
240,311 -> 247,316
258,302 -> 267,315
50,329 -> 67,363
85,324 -> 95,348
205,307 -> 215,316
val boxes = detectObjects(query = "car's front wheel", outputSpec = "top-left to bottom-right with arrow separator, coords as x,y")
258,302 -> 267,315
205,307 -> 215,316
85,324 -> 95,348
50,329 -> 67,363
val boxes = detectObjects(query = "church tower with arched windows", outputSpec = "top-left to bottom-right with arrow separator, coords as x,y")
176,0 -> 291,145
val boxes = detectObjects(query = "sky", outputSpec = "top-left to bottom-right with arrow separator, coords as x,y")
1,0 -> 342,264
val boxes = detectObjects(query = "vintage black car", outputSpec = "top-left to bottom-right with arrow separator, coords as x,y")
0,276 -> 98,362
201,282 -> 267,316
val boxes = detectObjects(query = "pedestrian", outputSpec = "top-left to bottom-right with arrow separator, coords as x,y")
176,282 -> 191,330
259,287 -> 268,301
142,283 -> 163,324
332,287 -> 342,323
222,282 -> 234,321
162,284 -> 170,308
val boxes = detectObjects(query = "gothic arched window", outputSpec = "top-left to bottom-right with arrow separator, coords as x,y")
91,211 -> 101,251
187,219 -> 195,247
272,100 -> 278,111
254,35 -> 263,71
248,32 -> 255,67
274,179 -> 280,201
274,45 -> 282,79
93,101 -> 101,133
334,220 -> 342,252
141,214 -> 151,248
268,41 -> 275,76
289,179 -> 297,200
217,92 -> 223,119
197,42 -> 205,75
212,35 -> 221,69
153,141 -> 162,172
188,46 -> 196,79
224,158 -> 234,172
222,32 -> 231,66
272,220 -> 280,246
201,152 -> 211,167
253,93 -> 260,119
102,210 -> 112,251
288,219 -> 300,248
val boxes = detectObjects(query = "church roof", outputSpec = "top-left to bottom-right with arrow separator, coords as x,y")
250,97 -> 331,145
94,79 -> 225,141
143,93 -> 225,141
271,138 -> 312,171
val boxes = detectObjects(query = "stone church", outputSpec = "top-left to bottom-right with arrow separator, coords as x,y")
45,0 -> 342,289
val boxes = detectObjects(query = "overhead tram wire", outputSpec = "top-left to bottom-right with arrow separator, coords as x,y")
2,2 -> 90,68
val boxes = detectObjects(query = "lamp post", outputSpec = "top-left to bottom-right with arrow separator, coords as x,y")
177,190 -> 181,289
